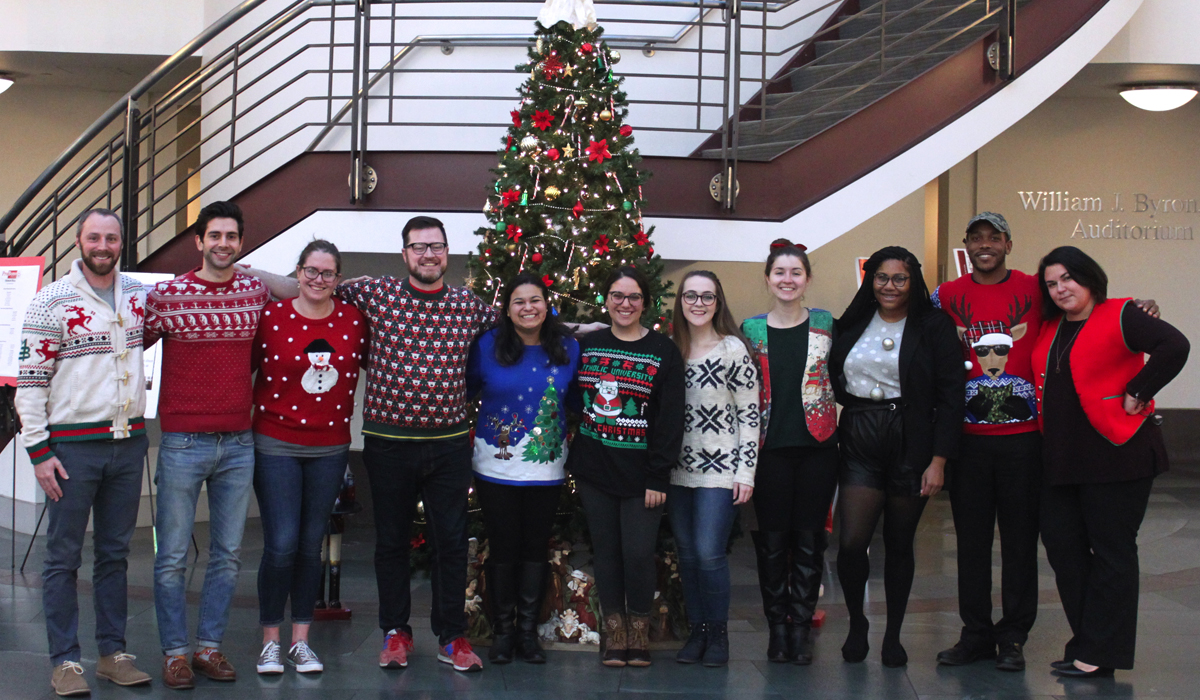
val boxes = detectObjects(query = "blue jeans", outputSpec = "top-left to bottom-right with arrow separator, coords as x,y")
669,485 -> 737,624
153,431 -> 255,656
253,448 -> 348,626
43,436 -> 148,665
363,435 -> 473,645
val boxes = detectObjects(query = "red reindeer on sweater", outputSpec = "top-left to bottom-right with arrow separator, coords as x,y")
64,306 -> 94,336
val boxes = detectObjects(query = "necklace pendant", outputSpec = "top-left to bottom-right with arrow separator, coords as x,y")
882,337 -> 895,351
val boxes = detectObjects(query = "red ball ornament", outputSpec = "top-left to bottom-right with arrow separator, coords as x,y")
581,42 -> 594,54
619,125 -> 633,137
646,247 -> 655,260
546,148 -> 560,161
532,252 -> 543,263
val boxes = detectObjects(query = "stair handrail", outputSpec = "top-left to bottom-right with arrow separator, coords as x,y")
0,0 -> 289,240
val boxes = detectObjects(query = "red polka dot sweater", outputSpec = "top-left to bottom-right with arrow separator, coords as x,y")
251,298 -> 369,446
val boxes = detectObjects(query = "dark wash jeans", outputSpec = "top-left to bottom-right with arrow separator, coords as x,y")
43,436 -> 148,665
363,435 -> 473,645
253,448 -> 349,626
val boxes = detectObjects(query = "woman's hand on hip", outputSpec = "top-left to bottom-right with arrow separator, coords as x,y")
732,482 -> 754,505
920,458 -> 946,498
645,489 -> 666,508
1124,393 -> 1148,416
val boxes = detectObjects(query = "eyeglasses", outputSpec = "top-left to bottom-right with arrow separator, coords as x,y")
608,291 -> 644,305
300,266 -> 338,282
682,291 -> 717,306
405,242 -> 447,255
973,344 -> 1011,358
873,273 -> 910,288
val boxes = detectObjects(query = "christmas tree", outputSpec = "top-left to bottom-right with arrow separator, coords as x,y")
466,1 -> 672,327
523,379 -> 565,463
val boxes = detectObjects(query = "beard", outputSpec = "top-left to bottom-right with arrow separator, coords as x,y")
82,252 -> 118,276
409,261 -> 446,285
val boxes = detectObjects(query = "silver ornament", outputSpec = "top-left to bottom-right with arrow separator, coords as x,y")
869,386 -> 885,402
536,38 -> 543,54
882,338 -> 895,351
609,49 -> 621,64
520,134 -> 539,151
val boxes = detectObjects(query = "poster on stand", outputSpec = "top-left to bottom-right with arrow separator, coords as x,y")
127,272 -> 174,419
0,257 -> 47,386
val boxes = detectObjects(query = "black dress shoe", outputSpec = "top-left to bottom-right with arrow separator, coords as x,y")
995,642 -> 1025,671
1050,659 -> 1074,671
1053,664 -> 1115,678
936,641 -> 996,666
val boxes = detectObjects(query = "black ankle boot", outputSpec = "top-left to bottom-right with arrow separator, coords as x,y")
752,531 -> 790,662
787,530 -> 826,665
702,622 -> 729,667
487,562 -> 519,664
675,623 -> 707,664
842,616 -> 869,663
516,561 -> 549,663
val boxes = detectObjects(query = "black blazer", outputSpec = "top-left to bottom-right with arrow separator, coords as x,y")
830,308 -> 965,467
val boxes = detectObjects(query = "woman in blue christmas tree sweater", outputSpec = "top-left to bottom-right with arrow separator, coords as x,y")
466,273 -> 580,665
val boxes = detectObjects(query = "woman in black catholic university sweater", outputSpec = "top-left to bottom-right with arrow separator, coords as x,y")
569,267 -> 686,669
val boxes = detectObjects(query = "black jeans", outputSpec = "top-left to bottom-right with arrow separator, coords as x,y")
577,479 -> 664,616
949,432 -> 1042,646
752,445 -> 839,532
1040,475 -> 1154,669
474,478 -> 561,564
363,435 -> 473,644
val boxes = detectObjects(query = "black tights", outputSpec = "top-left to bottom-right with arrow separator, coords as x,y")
836,485 -> 928,643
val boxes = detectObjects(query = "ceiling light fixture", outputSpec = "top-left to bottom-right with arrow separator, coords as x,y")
1119,84 -> 1198,112
0,72 -> 13,95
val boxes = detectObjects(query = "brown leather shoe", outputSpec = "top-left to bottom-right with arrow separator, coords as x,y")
626,614 -> 652,667
601,612 -> 628,667
162,655 -> 195,690
192,649 -> 236,681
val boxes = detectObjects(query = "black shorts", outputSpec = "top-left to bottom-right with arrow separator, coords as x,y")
838,401 -> 922,496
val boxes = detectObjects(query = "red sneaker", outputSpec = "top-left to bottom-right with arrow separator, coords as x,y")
379,630 -> 414,669
437,638 -> 483,672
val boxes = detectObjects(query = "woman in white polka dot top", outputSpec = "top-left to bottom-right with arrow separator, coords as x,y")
249,240 -> 369,675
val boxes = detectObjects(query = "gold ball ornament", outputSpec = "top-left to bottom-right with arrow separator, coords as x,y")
599,109 -> 613,121
609,49 -> 621,63
506,243 -> 518,252
544,185 -> 561,201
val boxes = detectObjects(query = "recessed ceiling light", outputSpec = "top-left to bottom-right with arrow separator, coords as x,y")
1119,85 -> 1198,112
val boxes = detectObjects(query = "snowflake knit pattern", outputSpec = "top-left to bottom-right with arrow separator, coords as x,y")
144,269 -> 269,433
337,277 -> 498,439
671,335 -> 760,489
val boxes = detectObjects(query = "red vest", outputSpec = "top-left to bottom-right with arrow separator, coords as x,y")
1032,298 -> 1152,445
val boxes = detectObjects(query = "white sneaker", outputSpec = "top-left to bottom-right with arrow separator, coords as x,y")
287,640 -> 324,673
256,641 -> 284,675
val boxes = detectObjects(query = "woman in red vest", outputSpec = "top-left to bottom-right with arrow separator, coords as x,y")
1033,246 -> 1188,678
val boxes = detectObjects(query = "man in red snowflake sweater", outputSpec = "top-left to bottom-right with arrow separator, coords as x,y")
144,201 -> 270,689
252,216 -> 498,673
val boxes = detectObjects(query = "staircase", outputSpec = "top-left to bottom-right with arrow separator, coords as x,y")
699,0 -> 1031,160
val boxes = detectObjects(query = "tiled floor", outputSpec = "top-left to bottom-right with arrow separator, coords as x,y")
6,463 -> 1200,699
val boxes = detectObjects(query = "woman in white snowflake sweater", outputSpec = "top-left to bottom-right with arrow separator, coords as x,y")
668,271 -> 760,667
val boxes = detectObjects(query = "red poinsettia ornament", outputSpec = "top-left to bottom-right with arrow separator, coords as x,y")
542,54 -> 563,77
500,189 -> 521,208
532,110 -> 554,131
593,235 -> 610,254
542,274 -> 554,287
633,230 -> 649,246
506,226 -> 523,242
585,139 -> 611,163
510,110 -> 522,127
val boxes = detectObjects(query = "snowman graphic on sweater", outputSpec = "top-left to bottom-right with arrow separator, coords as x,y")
301,338 -> 339,394
592,373 -> 622,419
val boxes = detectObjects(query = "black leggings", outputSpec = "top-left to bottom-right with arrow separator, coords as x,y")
752,445 -> 840,532
577,479 -> 664,616
836,485 -> 927,640
474,478 -> 561,564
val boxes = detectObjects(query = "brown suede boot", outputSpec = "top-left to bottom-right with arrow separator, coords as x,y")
602,613 -> 628,667
626,614 -> 652,667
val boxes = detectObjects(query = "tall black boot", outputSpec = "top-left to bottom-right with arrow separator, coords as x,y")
487,562 -> 519,664
516,561 -> 549,663
752,531 -> 790,662
787,529 -> 827,665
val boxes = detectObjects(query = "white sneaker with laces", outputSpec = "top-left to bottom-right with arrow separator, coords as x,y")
256,641 -> 284,675
288,640 -> 324,673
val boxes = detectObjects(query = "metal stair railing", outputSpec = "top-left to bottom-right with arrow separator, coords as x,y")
1,0 -> 1017,272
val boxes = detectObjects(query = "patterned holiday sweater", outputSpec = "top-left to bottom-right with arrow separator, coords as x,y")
568,329 -> 685,497
337,277 -> 498,440
671,335 -> 760,489
466,328 -> 580,485
144,269 -> 269,433
933,270 -> 1042,435
15,260 -> 148,464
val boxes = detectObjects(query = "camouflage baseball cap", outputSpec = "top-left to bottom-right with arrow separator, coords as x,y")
966,211 -> 1010,236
